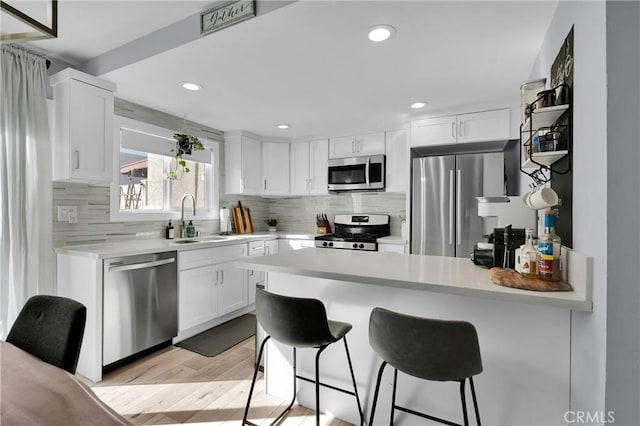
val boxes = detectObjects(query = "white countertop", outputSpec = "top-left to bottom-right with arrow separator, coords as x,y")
235,248 -> 593,311
55,233 -> 314,259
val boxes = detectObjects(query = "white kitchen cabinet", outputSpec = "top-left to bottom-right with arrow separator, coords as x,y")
178,243 -> 247,333
216,261 -> 247,315
290,139 -> 328,195
179,265 -> 218,330
378,243 -> 407,254
384,129 -> 408,193
411,109 -> 510,148
262,142 -> 290,195
49,68 -> 116,184
329,132 -> 385,158
278,239 -> 315,252
225,130 -> 262,194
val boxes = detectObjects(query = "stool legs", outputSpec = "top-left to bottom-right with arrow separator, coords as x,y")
244,336 -> 363,426
367,363 -> 482,426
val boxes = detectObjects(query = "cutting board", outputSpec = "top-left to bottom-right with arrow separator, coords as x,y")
489,267 -> 572,292
232,207 -> 253,233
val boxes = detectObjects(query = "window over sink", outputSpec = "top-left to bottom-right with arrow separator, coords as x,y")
110,116 -> 220,222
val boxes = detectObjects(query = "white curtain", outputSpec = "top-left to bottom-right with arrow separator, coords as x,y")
0,45 -> 53,338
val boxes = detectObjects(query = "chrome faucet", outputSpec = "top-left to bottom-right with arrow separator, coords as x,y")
180,193 -> 196,238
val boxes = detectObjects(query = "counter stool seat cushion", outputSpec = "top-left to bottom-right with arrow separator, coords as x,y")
369,307 -> 482,381
6,295 -> 87,374
256,289 -> 351,348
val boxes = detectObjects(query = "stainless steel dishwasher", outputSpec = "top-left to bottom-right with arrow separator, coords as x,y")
103,251 -> 177,366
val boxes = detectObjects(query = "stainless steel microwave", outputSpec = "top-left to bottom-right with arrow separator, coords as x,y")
327,155 -> 385,192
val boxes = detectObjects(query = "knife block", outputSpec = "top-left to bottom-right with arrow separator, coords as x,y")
317,225 -> 332,235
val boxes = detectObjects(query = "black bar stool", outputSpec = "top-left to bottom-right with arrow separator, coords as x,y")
243,288 -> 364,426
368,307 -> 483,426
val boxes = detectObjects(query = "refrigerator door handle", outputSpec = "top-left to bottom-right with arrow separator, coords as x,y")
421,160 -> 427,255
449,169 -> 454,245
456,169 -> 462,246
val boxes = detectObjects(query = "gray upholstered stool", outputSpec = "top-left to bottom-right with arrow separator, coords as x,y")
368,307 -> 483,426
243,288 -> 363,426
7,295 -> 87,374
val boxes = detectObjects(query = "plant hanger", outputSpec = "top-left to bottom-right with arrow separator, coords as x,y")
167,115 -> 204,180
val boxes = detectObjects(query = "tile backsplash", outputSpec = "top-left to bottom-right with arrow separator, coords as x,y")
53,183 -> 405,247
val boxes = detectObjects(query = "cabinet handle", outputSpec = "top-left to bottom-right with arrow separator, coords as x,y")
215,270 -> 219,285
309,178 -> 313,190
250,269 -> 254,277
220,270 -> 224,283
451,122 -> 456,139
459,122 -> 464,138
352,141 -> 355,153
264,179 -> 267,190
74,150 -> 80,169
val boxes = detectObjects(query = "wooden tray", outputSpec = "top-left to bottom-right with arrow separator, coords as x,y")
490,267 -> 572,292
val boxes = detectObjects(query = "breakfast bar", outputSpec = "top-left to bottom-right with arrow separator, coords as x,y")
235,248 -> 592,425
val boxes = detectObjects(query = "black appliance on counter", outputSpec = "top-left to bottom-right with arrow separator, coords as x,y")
472,226 -> 526,269
315,214 -> 390,251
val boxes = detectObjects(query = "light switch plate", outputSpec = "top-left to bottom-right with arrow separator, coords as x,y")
57,206 -> 78,223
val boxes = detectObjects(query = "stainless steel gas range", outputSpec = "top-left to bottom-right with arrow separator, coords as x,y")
314,214 -> 390,251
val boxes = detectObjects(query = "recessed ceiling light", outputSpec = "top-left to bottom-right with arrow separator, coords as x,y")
410,101 -> 428,109
368,24 -> 396,42
276,124 -> 290,129
180,81 -> 202,91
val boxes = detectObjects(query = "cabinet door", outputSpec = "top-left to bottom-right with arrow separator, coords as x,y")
262,142 -> 290,195
309,139 -> 328,195
178,265 -> 217,332
385,129 -> 408,193
68,79 -> 113,182
456,109 -> 510,143
290,141 -> 310,195
241,135 -> 262,195
265,239 -> 279,255
356,132 -> 385,156
247,268 -> 264,304
217,262 -> 248,316
379,243 -> 406,254
410,116 -> 457,147
329,135 -> 357,158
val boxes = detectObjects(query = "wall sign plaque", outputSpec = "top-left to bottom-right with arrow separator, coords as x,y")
200,0 -> 256,37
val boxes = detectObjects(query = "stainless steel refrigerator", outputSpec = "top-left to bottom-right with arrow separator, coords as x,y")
411,153 -> 505,258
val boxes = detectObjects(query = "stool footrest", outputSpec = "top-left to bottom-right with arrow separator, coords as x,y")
296,374 -> 358,397
395,405 -> 462,426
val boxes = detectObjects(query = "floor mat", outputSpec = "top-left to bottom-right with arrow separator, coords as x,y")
176,314 -> 256,357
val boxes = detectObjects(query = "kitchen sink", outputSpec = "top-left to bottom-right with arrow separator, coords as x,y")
172,239 -> 200,244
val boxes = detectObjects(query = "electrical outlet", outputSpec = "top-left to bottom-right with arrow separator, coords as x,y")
57,206 -> 78,223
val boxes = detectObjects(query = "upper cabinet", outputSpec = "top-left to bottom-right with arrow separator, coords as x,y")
329,132 -> 385,158
384,129 -> 408,193
262,142 -> 290,195
290,139 -> 328,196
225,131 -> 262,195
49,68 -> 116,184
410,109 -> 510,148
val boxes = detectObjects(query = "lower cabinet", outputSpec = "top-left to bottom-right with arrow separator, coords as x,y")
247,239 -> 278,304
379,243 -> 407,254
278,238 -> 315,252
178,244 -> 247,333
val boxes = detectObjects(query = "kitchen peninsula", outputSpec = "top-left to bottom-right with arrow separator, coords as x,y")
235,248 -> 592,425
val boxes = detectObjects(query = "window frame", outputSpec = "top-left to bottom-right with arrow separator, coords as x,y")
110,116 -> 220,222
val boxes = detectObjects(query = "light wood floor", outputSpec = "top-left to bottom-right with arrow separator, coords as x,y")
92,337 -> 353,425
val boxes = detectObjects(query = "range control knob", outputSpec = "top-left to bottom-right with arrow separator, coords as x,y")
352,243 -> 358,248
358,243 -> 365,249
322,242 -> 328,247
329,242 -> 334,247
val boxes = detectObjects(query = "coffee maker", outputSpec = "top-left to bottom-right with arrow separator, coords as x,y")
472,226 -> 526,269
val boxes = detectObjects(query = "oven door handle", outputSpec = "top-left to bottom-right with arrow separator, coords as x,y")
365,157 -> 370,185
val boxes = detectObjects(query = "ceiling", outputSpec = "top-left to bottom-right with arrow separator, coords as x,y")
7,1 -> 558,140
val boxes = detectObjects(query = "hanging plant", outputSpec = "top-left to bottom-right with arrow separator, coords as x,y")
167,132 -> 204,180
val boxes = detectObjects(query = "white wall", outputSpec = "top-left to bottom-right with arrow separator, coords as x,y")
528,0 -> 608,420
605,2 -> 640,424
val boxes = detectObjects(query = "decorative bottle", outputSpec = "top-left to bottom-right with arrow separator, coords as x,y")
186,220 -> 195,238
520,227 -> 538,277
166,220 -> 174,240
537,210 -> 562,281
